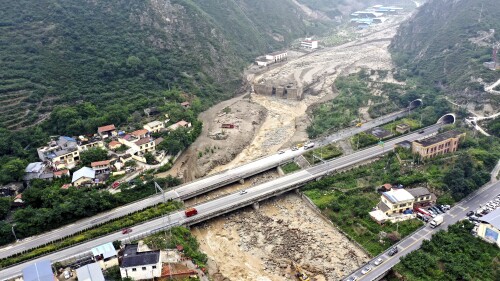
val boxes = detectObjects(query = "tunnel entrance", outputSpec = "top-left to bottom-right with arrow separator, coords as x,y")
409,99 -> 423,109
437,113 -> 456,124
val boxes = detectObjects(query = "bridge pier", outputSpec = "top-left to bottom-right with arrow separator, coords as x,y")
277,166 -> 285,176
239,178 -> 245,184
252,202 -> 260,210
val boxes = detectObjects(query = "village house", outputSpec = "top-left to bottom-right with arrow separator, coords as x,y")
91,160 -> 111,175
92,242 -> 119,270
108,140 -> 122,150
72,167 -> 96,187
24,162 -> 51,181
477,208 -> 500,247
167,120 -> 192,131
75,263 -> 105,281
396,123 -> 410,134
412,130 -> 466,159
143,121 -> 164,134
120,244 -> 161,280
377,188 -> 415,215
53,169 -> 70,179
131,129 -> 149,139
77,135 -> 104,151
368,127 -> 392,139
407,187 -> 435,208
37,136 -> 80,169
97,124 -> 117,139
120,154 -> 133,163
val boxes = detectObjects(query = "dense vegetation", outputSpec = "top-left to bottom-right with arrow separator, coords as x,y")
307,70 -> 454,138
392,221 -> 500,281
390,0 -> 500,91
143,226 -> 207,268
0,175 -> 181,246
303,131 -> 499,254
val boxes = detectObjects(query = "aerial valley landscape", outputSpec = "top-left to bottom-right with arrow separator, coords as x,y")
0,0 -> 499,281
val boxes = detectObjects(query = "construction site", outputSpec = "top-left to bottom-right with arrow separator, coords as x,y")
158,4 -> 417,281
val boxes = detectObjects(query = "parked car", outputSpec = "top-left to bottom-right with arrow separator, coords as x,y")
121,228 -> 132,234
469,215 -> 479,222
291,146 -> 298,151
345,277 -> 357,281
373,258 -> 384,266
466,211 -> 475,217
361,265 -> 372,275
388,247 -> 398,256
278,150 -> 285,154
239,190 -> 247,195
63,270 -> 71,279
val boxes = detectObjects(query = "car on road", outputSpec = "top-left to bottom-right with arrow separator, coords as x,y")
418,130 -> 425,134
373,257 -> 384,266
345,277 -> 357,281
121,228 -> 132,234
361,265 -> 372,275
278,150 -> 285,154
388,247 -> 398,256
466,211 -> 475,217
291,146 -> 298,151
239,190 -> 247,195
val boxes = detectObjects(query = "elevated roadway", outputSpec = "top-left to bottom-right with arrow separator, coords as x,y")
0,109 -> 414,260
0,124 -> 442,280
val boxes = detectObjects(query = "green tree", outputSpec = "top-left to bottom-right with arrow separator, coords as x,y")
144,152 -> 155,165
79,147 -> 108,167
0,197 -> 11,219
0,158 -> 28,184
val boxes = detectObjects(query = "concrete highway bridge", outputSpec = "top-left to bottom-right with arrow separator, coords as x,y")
0,122 -> 446,280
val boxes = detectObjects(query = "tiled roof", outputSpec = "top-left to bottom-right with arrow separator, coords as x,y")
109,141 -> 121,147
91,160 -> 110,167
135,138 -> 153,146
131,129 -> 148,136
54,170 -> 69,176
98,124 -> 116,133
407,187 -> 431,198
154,137 -> 164,146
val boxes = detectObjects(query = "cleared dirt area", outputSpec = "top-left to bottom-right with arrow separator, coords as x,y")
192,193 -> 370,281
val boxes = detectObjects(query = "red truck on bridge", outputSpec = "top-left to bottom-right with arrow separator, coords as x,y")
185,207 -> 198,217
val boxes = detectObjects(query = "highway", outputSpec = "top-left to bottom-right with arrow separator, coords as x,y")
0,124 -> 442,280
0,109 -> 413,260
344,179 -> 500,281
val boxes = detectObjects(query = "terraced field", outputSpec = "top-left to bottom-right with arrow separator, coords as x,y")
0,79 -> 54,129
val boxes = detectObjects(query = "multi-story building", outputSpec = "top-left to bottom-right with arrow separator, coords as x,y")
91,160 -> 111,174
407,187 -> 435,208
412,130 -> 465,159
143,121 -> 165,133
37,136 -> 80,169
120,244 -> 161,280
377,188 -> 415,215
300,39 -> 318,49
77,135 -> 104,151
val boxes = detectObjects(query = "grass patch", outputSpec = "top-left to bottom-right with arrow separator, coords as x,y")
0,201 -> 183,268
303,143 -> 343,163
281,162 -> 301,174
143,226 -> 207,269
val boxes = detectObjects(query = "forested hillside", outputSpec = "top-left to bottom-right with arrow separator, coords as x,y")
390,0 -> 500,91
0,0 -> 336,130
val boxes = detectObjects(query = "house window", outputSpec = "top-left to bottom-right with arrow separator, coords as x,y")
142,267 -> 147,271
152,266 -> 157,269
132,268 -> 137,272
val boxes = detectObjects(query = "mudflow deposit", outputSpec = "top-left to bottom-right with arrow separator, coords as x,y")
164,8 -> 413,281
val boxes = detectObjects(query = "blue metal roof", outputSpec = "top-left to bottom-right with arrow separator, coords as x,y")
62,136 -> 76,142
22,260 -> 54,281
91,242 -> 117,260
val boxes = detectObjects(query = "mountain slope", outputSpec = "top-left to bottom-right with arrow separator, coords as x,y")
390,0 -> 500,92
0,0 -> 335,130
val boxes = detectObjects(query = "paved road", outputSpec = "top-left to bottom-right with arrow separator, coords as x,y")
344,179 -> 500,281
0,109 -> 413,259
0,124 -> 442,280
